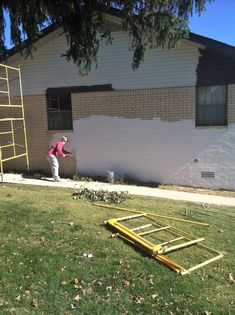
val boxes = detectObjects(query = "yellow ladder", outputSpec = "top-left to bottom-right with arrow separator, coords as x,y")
0,64 -> 29,183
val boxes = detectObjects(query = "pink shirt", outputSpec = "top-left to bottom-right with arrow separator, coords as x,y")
48,141 -> 70,157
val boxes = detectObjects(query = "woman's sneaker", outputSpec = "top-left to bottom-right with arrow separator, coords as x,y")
54,177 -> 61,182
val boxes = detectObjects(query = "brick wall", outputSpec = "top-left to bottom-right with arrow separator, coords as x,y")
72,87 -> 195,122
2,84 -> 235,183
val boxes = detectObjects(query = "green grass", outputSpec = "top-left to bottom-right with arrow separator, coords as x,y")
0,184 -> 234,315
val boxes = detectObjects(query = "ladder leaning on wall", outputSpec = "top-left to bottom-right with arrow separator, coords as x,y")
0,63 -> 29,183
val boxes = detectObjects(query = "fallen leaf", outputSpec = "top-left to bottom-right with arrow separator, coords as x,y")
119,260 -> 130,268
31,299 -> 38,308
70,303 -> 76,309
60,281 -> 67,286
229,273 -> 235,284
15,295 -> 21,302
131,295 -> 144,304
123,278 -> 130,286
106,286 -> 112,291
151,294 -> 159,300
73,294 -> 81,301
82,287 -> 93,295
72,278 -> 82,285
148,275 -> 154,284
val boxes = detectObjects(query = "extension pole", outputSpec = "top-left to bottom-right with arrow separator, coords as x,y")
94,203 -> 211,227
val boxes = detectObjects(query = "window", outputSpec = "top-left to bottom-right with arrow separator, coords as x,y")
196,85 -> 227,126
47,93 -> 73,130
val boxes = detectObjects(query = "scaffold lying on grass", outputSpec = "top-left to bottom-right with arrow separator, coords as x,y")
95,204 -> 223,275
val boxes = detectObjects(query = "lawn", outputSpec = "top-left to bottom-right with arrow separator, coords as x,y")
0,184 -> 234,315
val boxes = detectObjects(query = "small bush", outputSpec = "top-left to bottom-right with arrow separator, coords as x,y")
115,172 -> 141,185
72,173 -> 107,183
72,187 -> 129,203
72,173 -> 93,182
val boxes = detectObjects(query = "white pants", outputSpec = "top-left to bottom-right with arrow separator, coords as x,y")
47,154 -> 59,179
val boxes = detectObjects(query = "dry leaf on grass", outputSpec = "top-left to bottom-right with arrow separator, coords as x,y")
131,295 -> 144,304
82,287 -> 93,295
70,303 -> 76,309
15,295 -> 21,302
73,295 -> 81,301
83,253 -> 93,258
61,281 -> 67,286
229,273 -> 235,284
31,299 -> 38,308
123,278 -> 130,286
148,275 -> 154,284
72,278 -> 83,285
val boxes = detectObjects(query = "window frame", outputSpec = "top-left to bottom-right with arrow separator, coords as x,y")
195,85 -> 228,127
46,92 -> 73,131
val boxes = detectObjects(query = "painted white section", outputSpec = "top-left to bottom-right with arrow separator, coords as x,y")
9,31 -> 200,95
51,117 -> 235,190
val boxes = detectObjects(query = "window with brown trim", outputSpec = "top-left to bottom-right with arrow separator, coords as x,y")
196,85 -> 227,126
47,93 -> 73,130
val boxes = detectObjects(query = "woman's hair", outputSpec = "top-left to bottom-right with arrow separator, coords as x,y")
61,136 -> 68,142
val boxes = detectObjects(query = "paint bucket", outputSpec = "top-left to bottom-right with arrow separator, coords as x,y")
107,171 -> 115,184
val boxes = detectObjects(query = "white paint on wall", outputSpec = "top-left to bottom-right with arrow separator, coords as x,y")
9,31 -> 201,96
51,116 -> 235,190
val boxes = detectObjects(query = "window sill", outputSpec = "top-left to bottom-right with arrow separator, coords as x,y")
47,129 -> 73,133
195,125 -> 228,130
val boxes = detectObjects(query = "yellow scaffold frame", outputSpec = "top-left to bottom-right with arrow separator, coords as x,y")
96,204 -> 223,275
0,64 -> 29,183
105,214 -> 223,275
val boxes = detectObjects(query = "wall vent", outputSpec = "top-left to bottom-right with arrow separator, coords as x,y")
201,171 -> 215,179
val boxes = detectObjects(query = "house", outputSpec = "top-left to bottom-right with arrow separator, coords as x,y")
1,13 -> 235,190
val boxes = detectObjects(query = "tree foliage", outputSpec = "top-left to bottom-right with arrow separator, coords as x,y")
0,0 -> 213,74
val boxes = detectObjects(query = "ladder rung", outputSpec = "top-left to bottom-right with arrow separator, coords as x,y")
2,152 -> 27,162
0,118 -> 23,122
116,213 -> 146,222
131,224 -> 152,232
138,226 -> 171,236
0,131 -> 12,135
159,236 -> 184,246
158,238 -> 205,254
0,63 -> 20,71
0,143 -> 14,149
0,104 -> 22,107
181,253 -> 224,275
0,76 -> 7,80
0,90 -> 9,94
